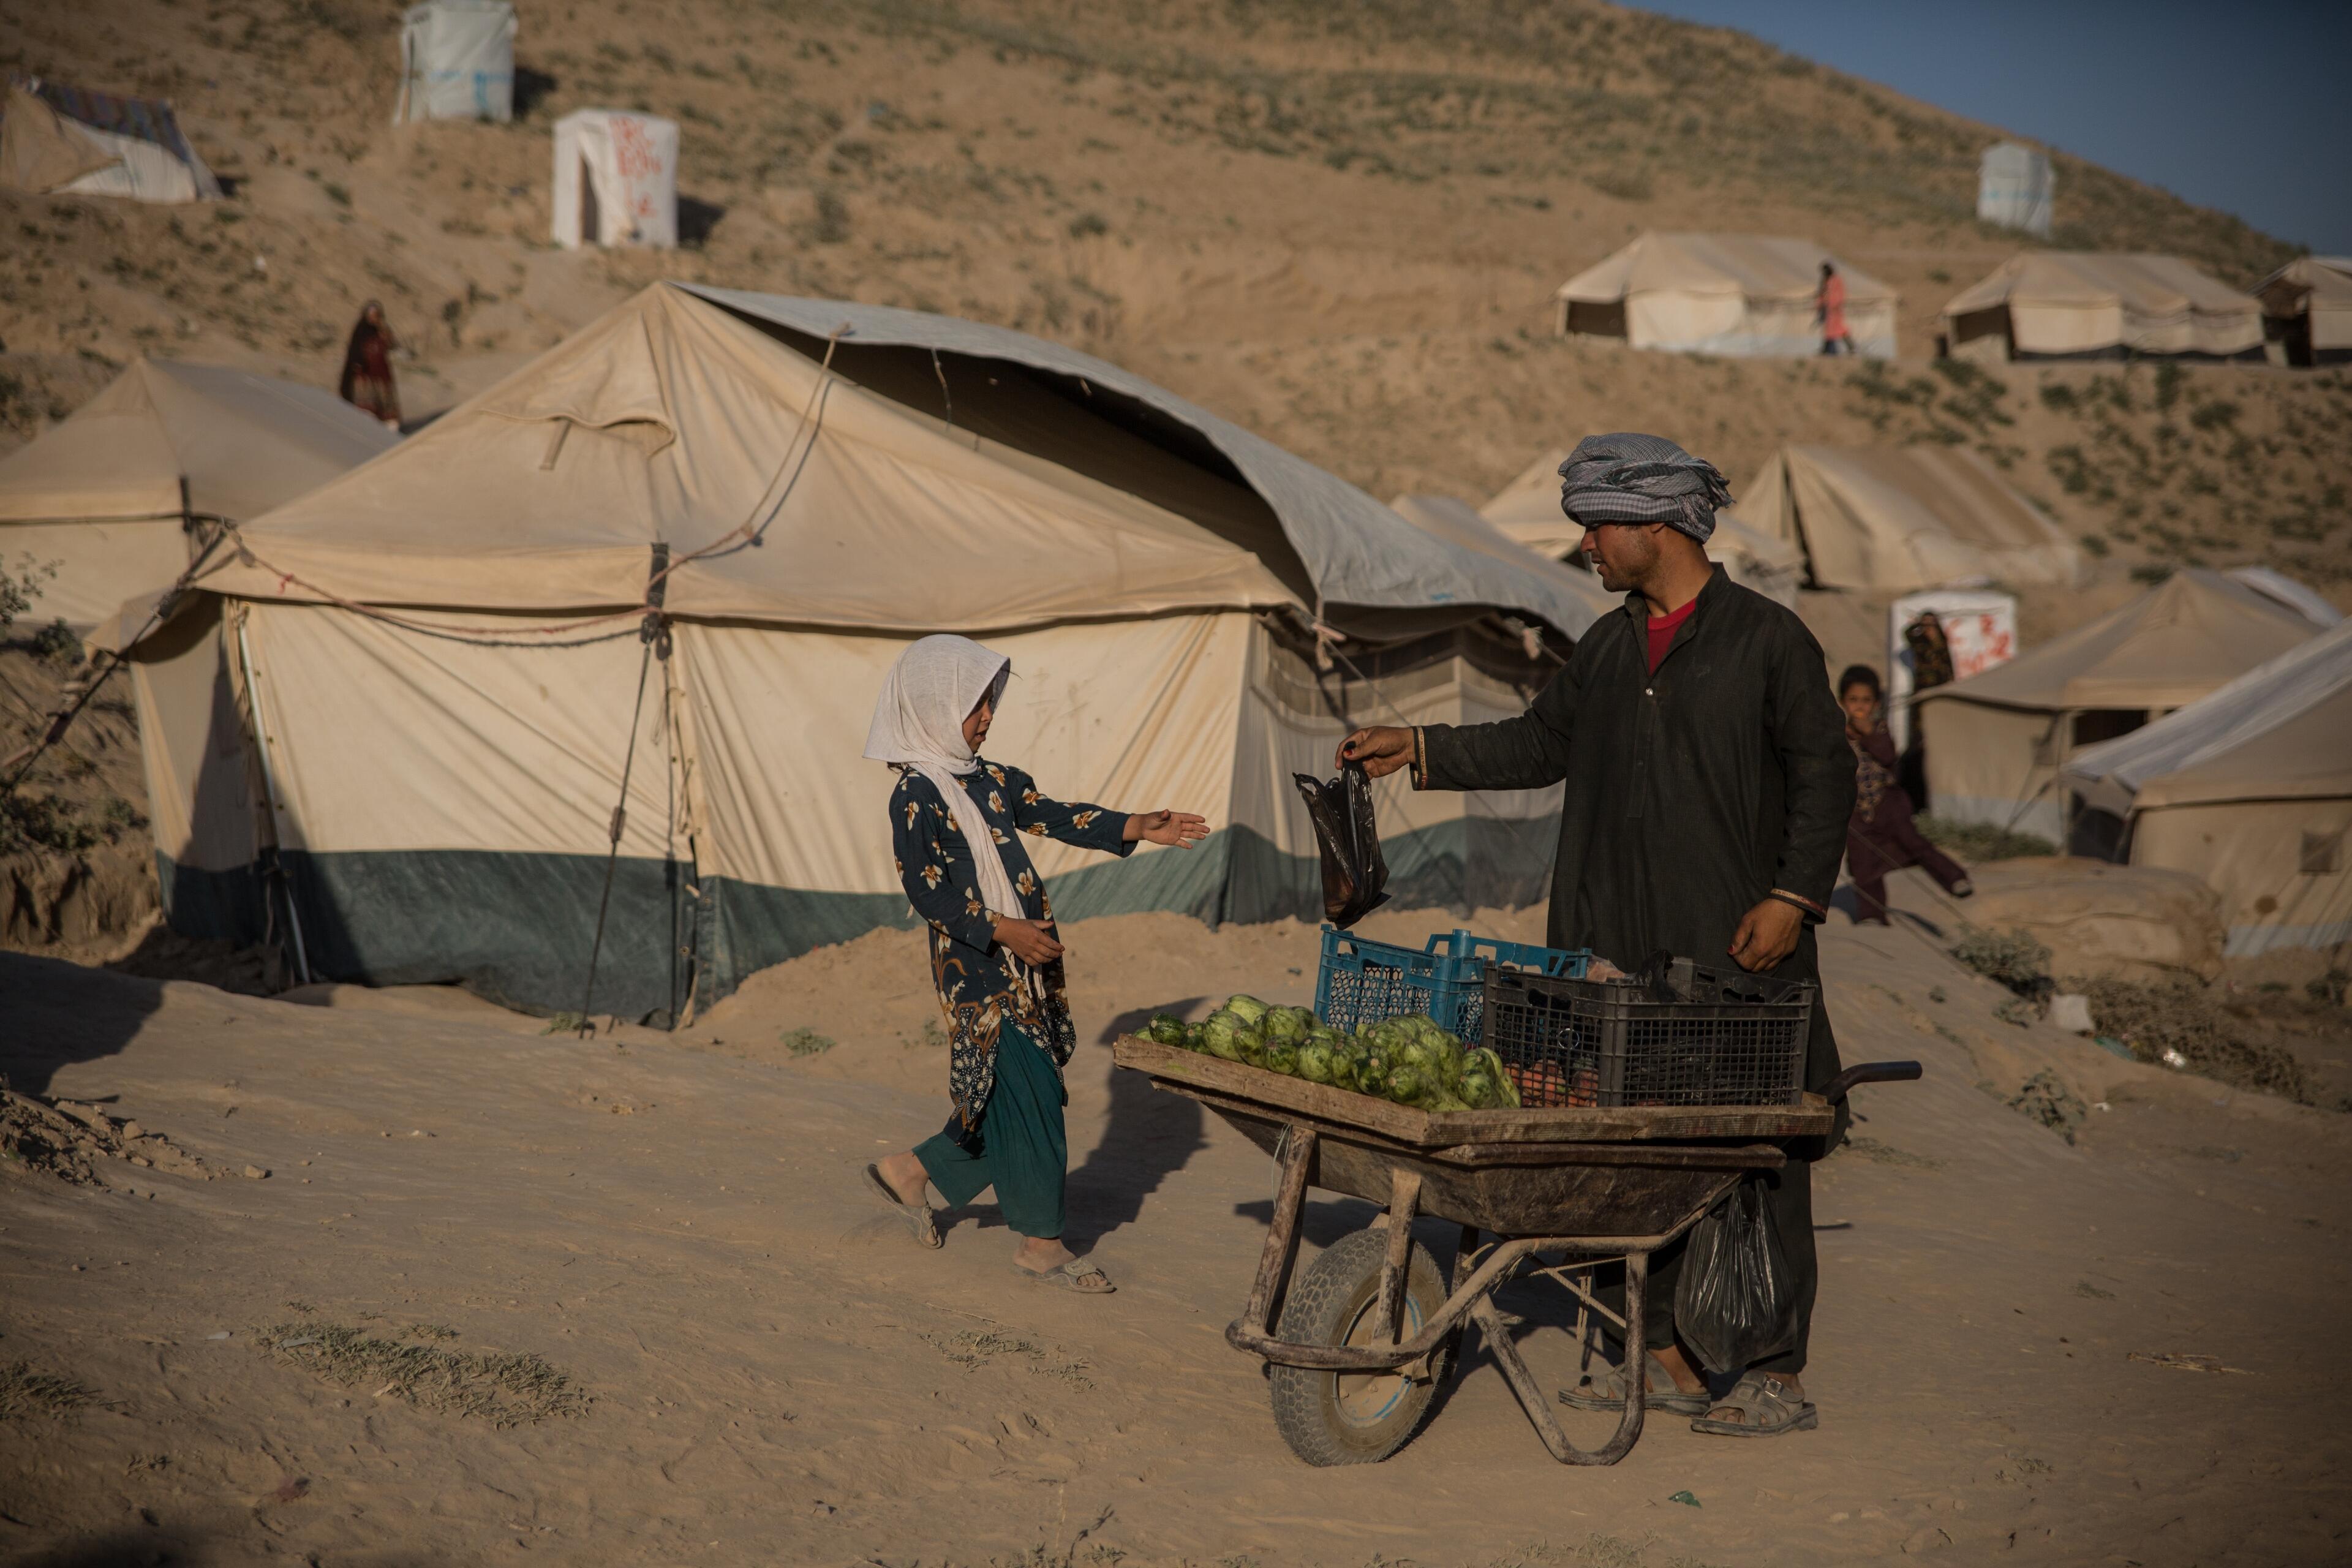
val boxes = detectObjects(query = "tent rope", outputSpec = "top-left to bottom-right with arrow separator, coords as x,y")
0,525 -> 231,800
575,544 -> 671,1036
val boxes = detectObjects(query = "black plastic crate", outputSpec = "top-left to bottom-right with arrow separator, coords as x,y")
1481,959 -> 1814,1109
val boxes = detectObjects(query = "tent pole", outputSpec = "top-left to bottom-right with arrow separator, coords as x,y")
575,543 -> 671,1033
236,615 -> 312,986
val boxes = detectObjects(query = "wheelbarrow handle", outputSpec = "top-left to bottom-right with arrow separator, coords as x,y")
1821,1060 -> 1922,1104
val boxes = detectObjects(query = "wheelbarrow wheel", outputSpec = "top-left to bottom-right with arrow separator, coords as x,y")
1268,1225 -> 1453,1466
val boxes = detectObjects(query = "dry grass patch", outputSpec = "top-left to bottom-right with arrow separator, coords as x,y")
254,1319 -> 590,1426
0,1359 -> 96,1421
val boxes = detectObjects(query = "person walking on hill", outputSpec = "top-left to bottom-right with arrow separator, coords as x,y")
861,635 -> 1208,1295
337,301 -> 402,428
1337,432 -> 1855,1438
1838,664 -> 1972,923
1815,262 -> 1850,356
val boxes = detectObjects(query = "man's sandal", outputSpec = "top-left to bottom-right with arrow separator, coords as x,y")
1014,1257 -> 1115,1294
862,1163 -> 942,1250
1689,1372 -> 1818,1436
1559,1351 -> 1711,1416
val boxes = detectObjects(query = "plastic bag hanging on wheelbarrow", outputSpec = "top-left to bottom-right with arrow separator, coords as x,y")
1673,1174 -> 1799,1376
1291,760 -> 1389,929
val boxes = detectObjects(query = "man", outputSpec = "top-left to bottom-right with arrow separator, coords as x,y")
1337,432 -> 1855,1438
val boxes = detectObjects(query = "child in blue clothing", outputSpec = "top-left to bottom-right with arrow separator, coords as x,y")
860,635 -> 1207,1293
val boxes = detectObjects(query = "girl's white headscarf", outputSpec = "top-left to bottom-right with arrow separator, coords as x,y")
864,635 -> 1027,927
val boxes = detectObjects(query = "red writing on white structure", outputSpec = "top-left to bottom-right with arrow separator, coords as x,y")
1943,612 -> 2015,680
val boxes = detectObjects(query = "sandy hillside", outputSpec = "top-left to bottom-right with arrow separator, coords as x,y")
4,867 -> 2351,1567
1,0 -> 2344,590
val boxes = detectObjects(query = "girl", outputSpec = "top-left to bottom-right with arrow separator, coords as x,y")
861,635 -> 1207,1294
1840,664 -> 1972,923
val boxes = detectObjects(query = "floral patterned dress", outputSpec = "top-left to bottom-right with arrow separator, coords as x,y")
890,761 -> 1131,1134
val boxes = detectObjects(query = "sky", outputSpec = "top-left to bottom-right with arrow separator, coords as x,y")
1619,1 -> 2352,257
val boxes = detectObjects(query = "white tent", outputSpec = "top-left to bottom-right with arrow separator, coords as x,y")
1555,232 -> 1898,360
2062,620 -> 2352,956
552,110 -> 679,249
1,78 -> 221,204
393,1 -> 516,124
1915,570 -> 2324,842
1977,143 -> 2054,238
1734,444 -> 2084,595
100,284 -> 1602,1023
0,360 -> 396,630
1473,451 -> 1806,609
2254,255 -> 2352,367
1941,252 -> 2263,362
1387,495 -> 1620,624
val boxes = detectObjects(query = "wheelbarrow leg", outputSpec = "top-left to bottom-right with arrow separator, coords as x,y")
1374,1165 -> 1423,1344
1238,1124 -> 1317,1337
1470,1250 -> 1650,1465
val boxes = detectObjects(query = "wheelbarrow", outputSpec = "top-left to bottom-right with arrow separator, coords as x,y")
1110,1035 -> 1919,1466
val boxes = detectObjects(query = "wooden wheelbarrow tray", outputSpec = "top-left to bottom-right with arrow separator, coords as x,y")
1111,1035 -> 1918,1465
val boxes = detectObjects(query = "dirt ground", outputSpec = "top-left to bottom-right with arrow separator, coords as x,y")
4,873 -> 2349,1567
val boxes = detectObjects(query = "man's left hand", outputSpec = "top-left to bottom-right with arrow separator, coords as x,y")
1728,898 -> 1803,972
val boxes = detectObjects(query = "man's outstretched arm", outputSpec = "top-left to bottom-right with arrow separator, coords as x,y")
1337,657 -> 1580,792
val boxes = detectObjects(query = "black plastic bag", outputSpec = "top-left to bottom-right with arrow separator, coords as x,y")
1672,1175 -> 1799,1376
1291,761 -> 1390,929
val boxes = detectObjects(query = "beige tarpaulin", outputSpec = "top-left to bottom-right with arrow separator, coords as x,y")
1473,451 -> 1806,608
1735,444 -> 2083,594
2060,622 -> 2352,954
1556,232 -> 1898,358
2254,255 -> 2352,360
102,282 -> 1589,1022
1940,252 -> 2262,359
0,360 -> 396,628
1917,570 -> 2323,841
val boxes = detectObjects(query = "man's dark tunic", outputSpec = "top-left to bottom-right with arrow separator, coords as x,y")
1416,565 -> 1856,1374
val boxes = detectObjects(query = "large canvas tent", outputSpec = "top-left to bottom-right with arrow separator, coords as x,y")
1,78 -> 221,204
0,360 -> 397,629
1941,253 -> 2263,362
2062,620 -> 2352,956
1474,451 -> 1807,609
1734,444 -> 2084,595
1914,570 -> 2324,843
2255,256 -> 2352,368
100,284 -> 1604,1024
1555,233 -> 1898,359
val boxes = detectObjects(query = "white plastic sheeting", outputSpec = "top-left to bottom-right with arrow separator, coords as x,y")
394,1 -> 516,124
552,110 -> 679,249
1977,143 -> 2054,238
1,80 -> 221,203
1885,589 -> 2016,752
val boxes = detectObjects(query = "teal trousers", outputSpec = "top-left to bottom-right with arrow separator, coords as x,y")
914,1022 -> 1067,1239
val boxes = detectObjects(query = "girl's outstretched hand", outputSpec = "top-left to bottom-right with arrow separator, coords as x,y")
1125,809 -> 1210,849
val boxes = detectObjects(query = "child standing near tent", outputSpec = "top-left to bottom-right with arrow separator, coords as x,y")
1817,262 -> 1850,356
862,635 -> 1208,1294
1841,665 -> 1971,922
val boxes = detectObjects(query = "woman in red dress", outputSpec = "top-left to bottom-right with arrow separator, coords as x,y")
337,301 -> 401,428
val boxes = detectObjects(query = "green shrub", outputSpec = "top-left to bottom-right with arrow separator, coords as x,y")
1917,815 -> 2056,862
1950,924 -> 2051,996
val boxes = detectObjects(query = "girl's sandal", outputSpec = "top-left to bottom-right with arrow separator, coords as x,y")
1014,1257 -> 1115,1294
863,1163 -> 942,1250
1558,1351 -> 1711,1415
1689,1372 -> 1819,1437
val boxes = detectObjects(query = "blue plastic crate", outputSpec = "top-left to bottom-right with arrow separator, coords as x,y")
1313,925 -> 1591,1045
